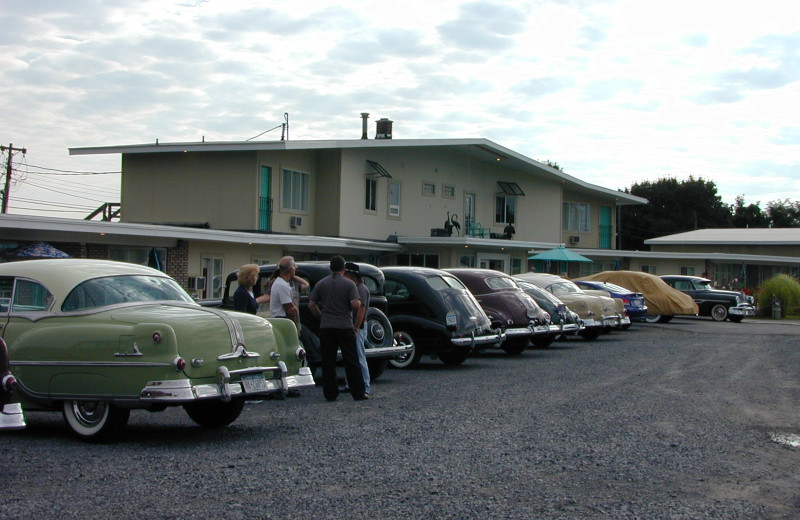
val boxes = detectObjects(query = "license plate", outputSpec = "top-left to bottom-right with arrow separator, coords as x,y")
446,312 -> 457,326
241,373 -> 268,394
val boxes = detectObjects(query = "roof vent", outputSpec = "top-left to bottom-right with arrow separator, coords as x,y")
360,113 -> 369,139
375,118 -> 393,139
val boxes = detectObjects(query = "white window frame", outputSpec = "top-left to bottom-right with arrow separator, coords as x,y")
422,181 -> 436,197
443,184 -> 455,199
281,168 -> 310,212
365,177 -> 377,213
388,181 -> 401,218
563,202 -> 590,232
495,195 -> 516,224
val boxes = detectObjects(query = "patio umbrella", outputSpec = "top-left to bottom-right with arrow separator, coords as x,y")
527,245 -> 592,263
4,241 -> 71,259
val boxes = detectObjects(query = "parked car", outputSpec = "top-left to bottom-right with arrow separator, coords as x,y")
0,259 -> 314,441
443,268 -> 552,354
380,266 -> 504,367
0,338 -> 25,431
660,275 -> 755,322
515,273 -> 619,339
206,262 -> 412,380
575,271 -> 699,323
574,280 -> 648,324
514,280 -> 583,347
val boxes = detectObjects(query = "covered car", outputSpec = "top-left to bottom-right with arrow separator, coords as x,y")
444,268 -> 552,354
0,259 -> 314,441
515,273 -> 619,339
381,266 -> 504,367
575,271 -> 699,323
514,280 -> 583,347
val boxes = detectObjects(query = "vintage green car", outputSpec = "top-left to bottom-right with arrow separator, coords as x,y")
0,259 -> 314,441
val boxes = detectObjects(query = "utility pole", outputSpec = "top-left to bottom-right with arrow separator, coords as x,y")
1,143 -> 27,214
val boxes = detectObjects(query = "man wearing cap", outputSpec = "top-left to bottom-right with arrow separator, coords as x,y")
308,255 -> 368,401
344,262 -> 371,397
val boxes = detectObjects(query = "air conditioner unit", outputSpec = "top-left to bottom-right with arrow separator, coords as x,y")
290,216 -> 303,228
569,235 -> 580,244
187,276 -> 206,290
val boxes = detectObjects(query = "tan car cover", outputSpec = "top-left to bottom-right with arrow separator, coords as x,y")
575,270 -> 699,317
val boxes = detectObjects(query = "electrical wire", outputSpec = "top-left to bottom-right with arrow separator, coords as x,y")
21,164 -> 120,175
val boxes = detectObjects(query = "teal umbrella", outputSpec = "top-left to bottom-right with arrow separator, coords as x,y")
527,245 -> 592,263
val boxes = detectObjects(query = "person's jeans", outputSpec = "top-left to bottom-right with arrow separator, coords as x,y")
356,326 -> 371,394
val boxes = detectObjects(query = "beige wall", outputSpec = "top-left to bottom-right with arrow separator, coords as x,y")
560,189 -> 617,249
122,152 -> 258,228
651,243 -> 800,257
186,241 -> 284,278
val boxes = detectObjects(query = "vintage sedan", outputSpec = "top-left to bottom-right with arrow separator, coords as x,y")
207,261 -> 412,380
576,271 -> 699,323
443,268 -> 552,354
381,266 -> 504,367
515,280 -> 583,346
515,273 -> 619,339
0,259 -> 314,441
660,275 -> 754,322
574,280 -> 648,323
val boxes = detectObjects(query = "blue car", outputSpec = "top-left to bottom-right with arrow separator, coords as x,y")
574,280 -> 648,322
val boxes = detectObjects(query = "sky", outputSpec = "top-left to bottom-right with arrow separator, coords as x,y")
1,0 -> 799,219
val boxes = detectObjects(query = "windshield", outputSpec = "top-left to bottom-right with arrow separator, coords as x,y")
548,281 -> 583,296
63,275 -> 195,311
694,279 -> 714,290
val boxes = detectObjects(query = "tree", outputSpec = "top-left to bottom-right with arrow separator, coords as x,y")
766,199 -> 800,227
731,195 -> 769,228
620,176 -> 731,250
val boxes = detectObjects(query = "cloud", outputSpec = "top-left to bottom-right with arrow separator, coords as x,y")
437,1 -> 528,51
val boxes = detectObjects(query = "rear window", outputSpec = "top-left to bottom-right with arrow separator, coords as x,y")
426,275 -> 466,291
63,275 -> 194,311
485,276 -> 517,290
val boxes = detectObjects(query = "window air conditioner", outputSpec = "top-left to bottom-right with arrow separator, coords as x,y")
187,276 -> 206,290
569,235 -> 580,244
290,216 -> 303,228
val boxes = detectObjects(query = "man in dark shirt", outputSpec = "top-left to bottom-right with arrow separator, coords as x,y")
309,256 -> 368,401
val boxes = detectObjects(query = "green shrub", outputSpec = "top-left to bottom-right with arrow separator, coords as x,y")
756,274 -> 800,318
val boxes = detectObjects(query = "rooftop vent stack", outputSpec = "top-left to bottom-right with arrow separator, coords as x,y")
375,118 -> 393,139
360,113 -> 370,139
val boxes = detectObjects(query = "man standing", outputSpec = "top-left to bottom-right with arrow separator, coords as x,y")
309,256 -> 368,401
269,256 -> 308,330
344,262 -> 371,397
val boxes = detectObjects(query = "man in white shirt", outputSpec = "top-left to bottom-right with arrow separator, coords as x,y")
269,257 -> 301,326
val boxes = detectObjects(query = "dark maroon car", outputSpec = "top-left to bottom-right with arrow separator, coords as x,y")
443,268 -> 552,354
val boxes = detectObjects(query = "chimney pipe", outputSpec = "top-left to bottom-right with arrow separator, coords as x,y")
375,117 -> 393,139
360,113 -> 370,139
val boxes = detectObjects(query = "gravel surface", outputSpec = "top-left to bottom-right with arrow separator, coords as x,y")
2,318 -> 800,519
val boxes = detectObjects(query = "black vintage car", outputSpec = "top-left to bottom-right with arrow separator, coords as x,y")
660,275 -> 755,322
380,266 -> 504,368
208,262 -> 412,380
515,280 -> 584,347
444,268 -> 553,354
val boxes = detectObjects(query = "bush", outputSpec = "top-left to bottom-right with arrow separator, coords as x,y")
756,274 -> 800,318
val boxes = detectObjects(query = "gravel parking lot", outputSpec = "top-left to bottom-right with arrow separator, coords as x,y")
2,318 -> 800,520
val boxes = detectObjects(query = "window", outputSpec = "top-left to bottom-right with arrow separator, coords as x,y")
495,195 -> 516,224
396,253 -> 439,268
459,255 -> 475,268
281,169 -> 309,212
365,178 -> 377,212
563,202 -> 590,232
641,265 -> 657,274
511,258 -> 522,275
12,279 -> 53,312
422,182 -> 436,197
202,256 -> 224,299
388,181 -> 401,218
463,192 -> 475,229
680,266 -> 696,276
110,247 -> 167,272
443,184 -> 455,198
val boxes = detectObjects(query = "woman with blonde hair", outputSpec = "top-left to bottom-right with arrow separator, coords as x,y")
233,263 -> 269,314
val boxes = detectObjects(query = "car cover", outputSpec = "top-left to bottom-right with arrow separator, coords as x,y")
575,271 -> 699,316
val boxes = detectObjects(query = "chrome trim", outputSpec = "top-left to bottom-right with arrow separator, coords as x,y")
114,343 -> 142,357
217,343 -> 260,361
504,326 -> 534,338
0,402 -> 26,431
336,343 -> 415,361
451,331 -> 504,347
11,360 -> 169,368
729,305 -> 755,316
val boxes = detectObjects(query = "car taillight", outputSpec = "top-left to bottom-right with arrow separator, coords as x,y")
2,374 -> 16,392
173,357 -> 186,371
295,347 -> 306,361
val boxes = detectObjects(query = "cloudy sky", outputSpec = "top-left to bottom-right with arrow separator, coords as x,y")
2,0 -> 799,218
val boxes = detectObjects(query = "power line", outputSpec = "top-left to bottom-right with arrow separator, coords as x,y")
22,179 -> 110,203
21,164 -> 120,175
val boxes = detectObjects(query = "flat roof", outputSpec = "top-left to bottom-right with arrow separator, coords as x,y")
646,228 -> 800,246
69,137 -> 648,206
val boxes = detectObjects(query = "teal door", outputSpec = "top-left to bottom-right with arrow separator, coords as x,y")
600,206 -> 612,248
259,166 -> 271,231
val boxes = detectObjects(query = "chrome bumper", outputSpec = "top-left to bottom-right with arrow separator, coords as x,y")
729,305 -> 755,317
504,326 -> 534,338
140,362 -> 315,403
451,330 -> 506,348
364,343 -> 414,359
561,322 -> 582,334
0,402 -> 25,431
